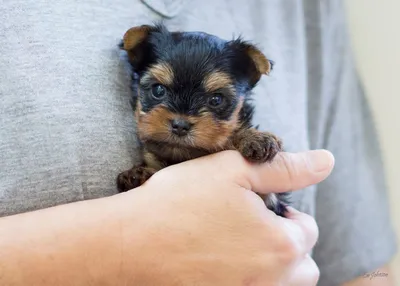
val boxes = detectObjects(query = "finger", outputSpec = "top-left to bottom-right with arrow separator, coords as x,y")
286,254 -> 320,286
167,149 -> 334,194
243,149 -> 334,194
280,207 -> 319,254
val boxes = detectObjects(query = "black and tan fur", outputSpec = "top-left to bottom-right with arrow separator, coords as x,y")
117,24 -> 289,216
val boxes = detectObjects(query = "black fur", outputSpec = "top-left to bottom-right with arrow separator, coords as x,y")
119,23 -> 289,216
129,24 -> 258,122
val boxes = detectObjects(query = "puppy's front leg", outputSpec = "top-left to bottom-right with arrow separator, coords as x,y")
230,128 -> 288,217
231,128 -> 283,163
117,165 -> 156,192
117,150 -> 164,192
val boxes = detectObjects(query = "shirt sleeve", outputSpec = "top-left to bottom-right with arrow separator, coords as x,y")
304,1 -> 398,285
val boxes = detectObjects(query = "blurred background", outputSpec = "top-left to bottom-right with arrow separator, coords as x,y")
345,0 -> 400,282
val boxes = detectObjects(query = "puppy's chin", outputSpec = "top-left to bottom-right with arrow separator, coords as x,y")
138,122 -> 236,152
140,133 -> 202,149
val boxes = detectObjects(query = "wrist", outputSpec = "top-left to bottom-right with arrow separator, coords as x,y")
104,189 -> 150,285
80,191 -> 147,285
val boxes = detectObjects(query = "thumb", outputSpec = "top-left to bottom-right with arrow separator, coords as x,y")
239,149 -> 335,194
157,149 -> 334,195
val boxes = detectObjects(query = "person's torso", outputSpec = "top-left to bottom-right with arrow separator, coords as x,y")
0,0 -> 318,217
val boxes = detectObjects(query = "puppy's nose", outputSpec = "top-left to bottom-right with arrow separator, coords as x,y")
171,118 -> 192,137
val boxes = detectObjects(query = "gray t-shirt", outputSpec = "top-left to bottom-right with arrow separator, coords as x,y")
0,0 -> 397,285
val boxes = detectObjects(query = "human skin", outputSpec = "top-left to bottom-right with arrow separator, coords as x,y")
0,150 -> 334,286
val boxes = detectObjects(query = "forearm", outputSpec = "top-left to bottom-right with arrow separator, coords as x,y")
0,194 -> 134,285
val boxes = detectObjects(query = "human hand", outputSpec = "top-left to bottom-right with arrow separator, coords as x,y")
118,149 -> 334,286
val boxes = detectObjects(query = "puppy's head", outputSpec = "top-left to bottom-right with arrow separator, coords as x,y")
121,24 -> 273,150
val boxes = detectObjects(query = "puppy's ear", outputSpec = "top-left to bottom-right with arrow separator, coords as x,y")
245,44 -> 273,76
229,39 -> 274,86
120,25 -> 158,71
121,25 -> 153,51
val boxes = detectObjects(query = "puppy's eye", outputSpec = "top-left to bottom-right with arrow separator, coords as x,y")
151,84 -> 167,99
207,94 -> 224,107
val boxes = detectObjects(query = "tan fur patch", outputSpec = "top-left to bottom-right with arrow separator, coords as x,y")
122,25 -> 152,50
191,98 -> 243,150
137,105 -> 175,142
203,71 -> 234,93
146,62 -> 174,86
246,46 -> 271,75
137,99 -> 243,151
122,25 -> 153,63
143,150 -> 164,171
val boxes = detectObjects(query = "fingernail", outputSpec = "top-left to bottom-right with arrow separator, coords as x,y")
307,150 -> 334,173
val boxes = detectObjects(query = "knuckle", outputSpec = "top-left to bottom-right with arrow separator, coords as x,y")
242,190 -> 268,211
286,241 -> 302,261
288,210 -> 320,250
278,235 -> 302,265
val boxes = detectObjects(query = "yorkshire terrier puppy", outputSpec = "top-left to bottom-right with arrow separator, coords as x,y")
117,24 -> 289,217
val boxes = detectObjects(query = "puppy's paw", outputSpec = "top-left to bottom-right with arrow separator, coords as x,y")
238,132 -> 282,163
117,166 -> 156,192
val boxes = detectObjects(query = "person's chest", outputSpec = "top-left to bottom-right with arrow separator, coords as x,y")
0,0 -> 315,217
